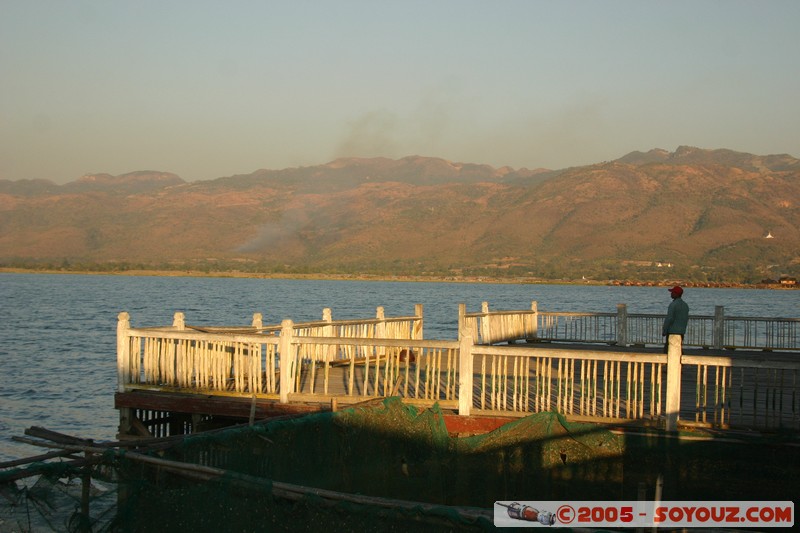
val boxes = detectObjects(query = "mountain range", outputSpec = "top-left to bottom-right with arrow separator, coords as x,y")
1,146 -> 798,283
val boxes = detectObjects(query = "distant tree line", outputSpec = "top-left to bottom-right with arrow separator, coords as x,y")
1,257 -> 796,286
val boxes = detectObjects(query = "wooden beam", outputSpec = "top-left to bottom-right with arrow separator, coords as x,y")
115,390 -> 325,420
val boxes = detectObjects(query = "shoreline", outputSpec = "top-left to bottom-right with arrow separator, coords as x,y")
0,267 -> 794,290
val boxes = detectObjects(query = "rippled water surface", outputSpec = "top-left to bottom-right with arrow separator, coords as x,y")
1,273 -> 796,461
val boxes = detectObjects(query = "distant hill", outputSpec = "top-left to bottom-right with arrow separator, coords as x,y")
1,147 -> 798,283
0,171 -> 184,196
206,155 -> 552,191
616,146 -> 800,172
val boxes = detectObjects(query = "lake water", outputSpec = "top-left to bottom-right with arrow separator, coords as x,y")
1,272 -> 797,462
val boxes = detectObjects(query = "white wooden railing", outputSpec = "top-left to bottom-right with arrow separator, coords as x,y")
461,302 -> 800,351
464,339 -> 800,431
117,306 -> 800,432
468,345 -> 666,421
118,313 -> 457,411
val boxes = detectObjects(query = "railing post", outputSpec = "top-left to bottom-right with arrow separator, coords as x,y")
530,301 -> 538,340
172,312 -> 186,387
713,306 -> 725,349
481,301 -> 491,344
616,304 -> 628,346
375,306 -> 387,357
376,306 -> 386,338
665,334 -> 683,431
458,334 -> 474,416
117,312 -> 131,393
279,319 -> 295,404
322,308 -> 334,361
458,303 -> 466,340
413,303 -> 424,340
252,313 -> 262,329
322,307 -> 333,335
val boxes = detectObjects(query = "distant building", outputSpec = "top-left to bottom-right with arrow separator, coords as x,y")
779,276 -> 796,286
765,231 -> 774,239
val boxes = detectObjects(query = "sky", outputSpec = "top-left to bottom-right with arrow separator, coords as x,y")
1,1 -> 799,184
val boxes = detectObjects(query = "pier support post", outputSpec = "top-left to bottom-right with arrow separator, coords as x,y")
665,335 -> 683,431
458,334 -> 474,416
530,301 -> 538,340
279,319 -> 295,404
616,304 -> 628,346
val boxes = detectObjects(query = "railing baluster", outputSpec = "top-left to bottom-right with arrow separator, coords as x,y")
118,305 -> 800,434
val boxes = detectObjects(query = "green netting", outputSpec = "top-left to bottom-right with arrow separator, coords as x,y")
158,398 -> 625,506
2,398 -> 799,532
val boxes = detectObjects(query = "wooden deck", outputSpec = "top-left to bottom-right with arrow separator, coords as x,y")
115,341 -> 800,440
114,307 -> 800,441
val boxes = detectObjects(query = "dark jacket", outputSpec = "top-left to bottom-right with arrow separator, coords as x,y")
662,297 -> 689,336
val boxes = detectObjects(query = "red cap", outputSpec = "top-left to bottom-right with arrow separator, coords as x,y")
668,285 -> 683,296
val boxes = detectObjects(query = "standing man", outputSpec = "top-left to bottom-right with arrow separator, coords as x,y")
663,285 -> 689,353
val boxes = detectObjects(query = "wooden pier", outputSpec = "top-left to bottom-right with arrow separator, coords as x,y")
115,302 -> 800,441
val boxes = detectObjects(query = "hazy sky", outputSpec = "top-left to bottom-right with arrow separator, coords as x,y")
2,1 -> 798,183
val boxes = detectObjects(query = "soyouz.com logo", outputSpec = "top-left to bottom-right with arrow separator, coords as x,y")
493,501 -> 794,528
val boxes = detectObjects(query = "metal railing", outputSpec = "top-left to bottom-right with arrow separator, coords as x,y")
461,301 -> 800,351
682,353 -> 800,429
